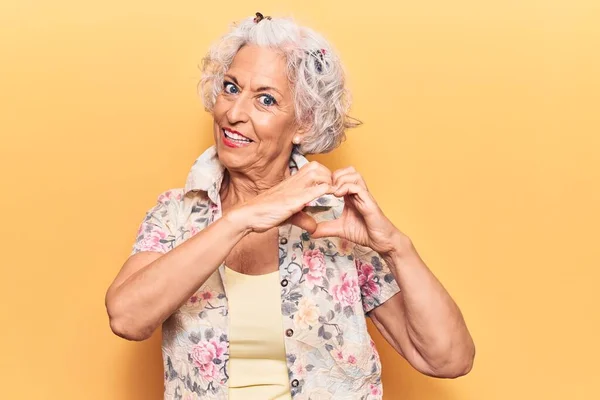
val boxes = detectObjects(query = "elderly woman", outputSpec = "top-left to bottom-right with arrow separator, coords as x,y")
105,12 -> 475,400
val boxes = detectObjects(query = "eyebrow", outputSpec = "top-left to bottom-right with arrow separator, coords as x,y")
224,74 -> 283,97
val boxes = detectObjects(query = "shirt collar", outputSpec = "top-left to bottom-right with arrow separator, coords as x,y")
184,145 -> 342,208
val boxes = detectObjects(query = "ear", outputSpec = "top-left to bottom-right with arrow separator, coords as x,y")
294,124 -> 310,142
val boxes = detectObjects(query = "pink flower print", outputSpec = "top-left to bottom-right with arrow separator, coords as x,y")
157,191 -> 173,203
140,227 -> 168,253
191,339 -> 227,380
186,289 -> 218,308
292,361 -> 307,376
157,192 -> 169,202
369,383 -> 382,396
347,355 -> 357,365
188,294 -> 199,305
303,249 -> 326,287
199,290 -> 217,302
332,349 -> 345,361
332,272 -> 361,307
356,259 -> 381,299
158,190 -> 183,203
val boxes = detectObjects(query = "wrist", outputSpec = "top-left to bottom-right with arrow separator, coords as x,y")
222,206 -> 253,237
382,230 -> 414,261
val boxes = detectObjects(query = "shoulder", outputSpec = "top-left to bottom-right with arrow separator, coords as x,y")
155,188 -> 186,204
130,188 -> 186,255
137,188 -> 190,227
134,189 -> 184,226
149,188 -> 187,212
150,189 -> 216,228
151,188 -> 213,209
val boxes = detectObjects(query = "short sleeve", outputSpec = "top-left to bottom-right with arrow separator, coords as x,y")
130,189 -> 183,256
354,244 -> 401,314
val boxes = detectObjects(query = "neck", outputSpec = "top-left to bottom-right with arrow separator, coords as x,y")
220,158 -> 292,210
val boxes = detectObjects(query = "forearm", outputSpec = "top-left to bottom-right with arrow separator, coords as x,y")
382,233 -> 475,375
106,211 -> 248,340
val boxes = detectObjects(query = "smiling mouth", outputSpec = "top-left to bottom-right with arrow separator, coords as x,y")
222,128 -> 253,143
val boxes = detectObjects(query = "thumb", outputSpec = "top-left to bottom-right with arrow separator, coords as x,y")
287,211 -> 318,233
310,219 -> 344,239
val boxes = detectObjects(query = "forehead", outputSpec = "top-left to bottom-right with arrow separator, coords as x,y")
226,44 -> 290,92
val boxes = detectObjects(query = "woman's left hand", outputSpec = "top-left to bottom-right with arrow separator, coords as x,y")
310,166 -> 406,254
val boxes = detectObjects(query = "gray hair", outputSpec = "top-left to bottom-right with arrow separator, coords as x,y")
198,14 -> 361,154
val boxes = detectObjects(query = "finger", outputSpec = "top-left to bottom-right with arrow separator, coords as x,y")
312,170 -> 333,186
333,182 -> 366,198
310,219 -> 344,239
299,160 -> 332,175
331,166 -> 356,182
333,172 -> 367,191
334,183 -> 380,216
287,211 -> 318,233
301,182 -> 335,205
299,162 -> 333,186
296,168 -> 332,187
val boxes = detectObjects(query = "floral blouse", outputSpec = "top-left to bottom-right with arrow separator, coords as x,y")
130,145 -> 402,399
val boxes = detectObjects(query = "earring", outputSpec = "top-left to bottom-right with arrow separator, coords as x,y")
293,136 -> 301,144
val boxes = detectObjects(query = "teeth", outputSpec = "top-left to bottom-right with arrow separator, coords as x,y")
223,129 -> 251,142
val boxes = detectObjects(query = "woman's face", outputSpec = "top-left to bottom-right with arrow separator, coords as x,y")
212,44 -> 303,174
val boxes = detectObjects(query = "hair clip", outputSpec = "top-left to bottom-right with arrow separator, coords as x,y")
308,48 -> 328,73
253,12 -> 271,23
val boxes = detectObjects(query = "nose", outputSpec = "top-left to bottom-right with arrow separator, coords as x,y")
225,94 -> 250,125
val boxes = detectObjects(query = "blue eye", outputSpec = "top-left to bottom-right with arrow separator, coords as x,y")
258,94 -> 277,106
223,81 -> 238,94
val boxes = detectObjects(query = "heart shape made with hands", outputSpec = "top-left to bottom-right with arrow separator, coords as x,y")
285,166 -> 399,255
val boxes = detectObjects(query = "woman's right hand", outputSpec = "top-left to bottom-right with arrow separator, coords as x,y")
227,161 -> 334,234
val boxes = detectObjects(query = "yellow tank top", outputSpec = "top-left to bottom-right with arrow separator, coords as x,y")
224,265 -> 293,400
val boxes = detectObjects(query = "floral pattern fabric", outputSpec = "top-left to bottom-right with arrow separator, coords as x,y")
130,145 -> 401,399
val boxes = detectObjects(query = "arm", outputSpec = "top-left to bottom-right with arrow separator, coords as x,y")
106,161 -> 335,342
369,233 -> 475,378
310,166 -> 475,378
105,211 -> 248,341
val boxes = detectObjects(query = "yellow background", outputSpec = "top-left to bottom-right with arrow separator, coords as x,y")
1,0 -> 598,399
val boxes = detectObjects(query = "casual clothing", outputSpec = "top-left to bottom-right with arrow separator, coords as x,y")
224,266 -> 292,400
130,145 -> 401,399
